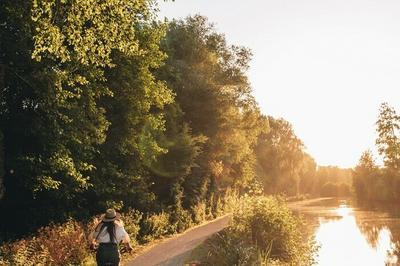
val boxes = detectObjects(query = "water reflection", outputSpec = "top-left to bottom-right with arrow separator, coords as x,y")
309,201 -> 399,266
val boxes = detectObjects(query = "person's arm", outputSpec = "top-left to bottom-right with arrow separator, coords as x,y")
89,220 -> 101,245
119,225 -> 133,251
88,231 -> 97,244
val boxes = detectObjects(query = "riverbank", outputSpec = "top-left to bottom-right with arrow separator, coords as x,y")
125,197 -> 331,266
184,195 -> 318,265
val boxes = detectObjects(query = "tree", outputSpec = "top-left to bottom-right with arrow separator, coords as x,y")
376,103 -> 400,170
0,0 -> 165,234
352,151 -> 380,201
255,116 -> 305,196
298,153 -> 317,195
157,15 -> 266,206
89,20 -> 174,212
375,103 -> 400,201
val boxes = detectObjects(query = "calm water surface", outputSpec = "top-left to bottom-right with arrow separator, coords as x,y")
297,198 -> 400,266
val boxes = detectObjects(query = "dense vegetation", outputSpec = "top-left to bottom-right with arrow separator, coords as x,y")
194,195 -> 317,265
0,0 -> 340,241
353,103 -> 400,203
2,0 -> 394,264
0,189 -> 238,265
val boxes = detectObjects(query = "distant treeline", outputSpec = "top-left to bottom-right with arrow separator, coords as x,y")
0,1 -> 349,240
353,103 -> 400,203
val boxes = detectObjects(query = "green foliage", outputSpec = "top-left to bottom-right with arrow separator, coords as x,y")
353,150 -> 400,202
140,212 -> 173,242
376,103 -> 400,170
158,15 -> 266,200
31,0 -> 150,67
353,104 -> 400,203
232,196 -> 314,264
0,6 -> 323,266
254,117 -> 354,198
90,19 -> 174,211
191,201 -> 207,224
201,230 -> 264,266
200,196 -> 317,265
166,184 -> 194,232
0,0 -> 172,235
120,209 -> 143,247
255,116 -> 305,196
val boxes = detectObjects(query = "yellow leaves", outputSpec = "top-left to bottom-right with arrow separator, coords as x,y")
31,0 -> 149,67
74,74 -> 88,85
35,175 -> 62,192
32,23 -> 71,62
47,150 -> 92,189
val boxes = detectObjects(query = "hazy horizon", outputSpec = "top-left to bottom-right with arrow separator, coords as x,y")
158,0 -> 400,168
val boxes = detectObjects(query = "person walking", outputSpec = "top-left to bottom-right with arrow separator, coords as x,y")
89,209 -> 133,266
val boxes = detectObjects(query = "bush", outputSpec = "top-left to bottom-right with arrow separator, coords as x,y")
191,201 -> 207,224
120,209 -> 143,247
201,229 -> 269,266
213,188 -> 240,217
170,207 -> 193,233
0,219 -> 91,266
201,196 -> 317,265
140,212 -> 173,242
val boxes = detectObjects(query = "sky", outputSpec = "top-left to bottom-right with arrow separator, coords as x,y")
157,0 -> 400,168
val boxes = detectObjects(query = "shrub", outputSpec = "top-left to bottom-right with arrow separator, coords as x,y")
213,188 -> 240,217
191,201 -> 207,224
201,229 -> 267,266
0,219 -> 91,265
169,206 -> 193,233
221,188 -> 240,213
201,196 -> 317,265
140,212 -> 173,242
120,209 -> 143,247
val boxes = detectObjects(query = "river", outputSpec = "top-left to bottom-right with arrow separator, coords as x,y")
294,198 -> 400,266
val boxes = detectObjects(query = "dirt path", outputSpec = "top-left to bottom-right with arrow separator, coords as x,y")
125,215 -> 231,266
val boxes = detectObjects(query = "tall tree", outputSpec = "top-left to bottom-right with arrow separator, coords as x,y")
157,15 -> 266,206
255,116 -> 305,195
90,20 -> 174,212
376,103 -> 400,170
0,0 -> 163,234
298,153 -> 317,195
352,151 -> 381,201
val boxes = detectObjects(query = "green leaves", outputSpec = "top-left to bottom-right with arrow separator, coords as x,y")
31,0 -> 148,67
158,15 -> 266,193
376,103 -> 400,170
353,103 -> 400,202
255,116 -> 305,195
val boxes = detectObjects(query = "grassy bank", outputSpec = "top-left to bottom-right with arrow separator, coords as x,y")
186,195 -> 318,266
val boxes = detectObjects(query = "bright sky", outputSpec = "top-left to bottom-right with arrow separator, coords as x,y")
157,0 -> 400,168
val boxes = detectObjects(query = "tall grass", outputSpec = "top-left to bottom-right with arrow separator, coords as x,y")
199,195 -> 318,265
0,220 -> 91,266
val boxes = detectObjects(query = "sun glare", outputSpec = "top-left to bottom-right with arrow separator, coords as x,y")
315,205 -> 398,266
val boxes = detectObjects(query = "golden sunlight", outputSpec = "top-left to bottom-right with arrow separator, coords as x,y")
315,206 -> 398,266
